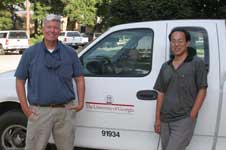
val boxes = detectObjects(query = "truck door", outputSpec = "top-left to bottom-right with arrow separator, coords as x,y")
76,23 -> 166,150
167,21 -> 220,150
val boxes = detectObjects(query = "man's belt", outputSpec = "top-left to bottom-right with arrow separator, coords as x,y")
32,103 -> 68,108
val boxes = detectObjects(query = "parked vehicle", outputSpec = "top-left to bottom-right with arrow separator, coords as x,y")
80,33 -> 89,46
58,31 -> 81,49
0,30 -> 29,54
58,31 -> 90,49
0,20 -> 226,150
92,32 -> 102,40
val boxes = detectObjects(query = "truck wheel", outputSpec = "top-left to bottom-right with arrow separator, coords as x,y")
0,111 -> 27,150
19,50 -> 23,54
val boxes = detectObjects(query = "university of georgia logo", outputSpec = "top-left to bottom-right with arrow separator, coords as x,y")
85,95 -> 134,114
106,95 -> 113,104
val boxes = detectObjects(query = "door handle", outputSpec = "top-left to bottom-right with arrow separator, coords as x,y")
136,90 -> 157,100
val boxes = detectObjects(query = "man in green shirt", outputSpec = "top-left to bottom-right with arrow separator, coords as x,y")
154,28 -> 208,150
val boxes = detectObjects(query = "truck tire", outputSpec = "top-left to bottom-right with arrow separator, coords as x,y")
0,110 -> 27,150
19,50 -> 24,54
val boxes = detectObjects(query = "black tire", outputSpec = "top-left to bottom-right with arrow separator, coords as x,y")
19,50 -> 24,54
0,110 -> 27,150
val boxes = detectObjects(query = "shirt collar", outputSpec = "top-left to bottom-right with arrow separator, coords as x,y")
41,40 -> 61,53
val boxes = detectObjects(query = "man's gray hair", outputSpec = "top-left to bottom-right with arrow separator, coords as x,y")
43,14 -> 61,25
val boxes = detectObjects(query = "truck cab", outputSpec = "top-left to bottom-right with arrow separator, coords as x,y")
75,20 -> 226,150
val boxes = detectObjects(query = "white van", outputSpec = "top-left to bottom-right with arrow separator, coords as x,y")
0,20 -> 226,150
0,30 -> 29,54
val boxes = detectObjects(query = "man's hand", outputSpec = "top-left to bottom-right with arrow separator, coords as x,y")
66,103 -> 84,112
22,106 -> 39,119
154,119 -> 161,134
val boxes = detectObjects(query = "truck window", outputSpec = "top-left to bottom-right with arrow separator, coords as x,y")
0,33 -> 7,38
8,32 -> 28,39
81,29 -> 153,77
171,27 -> 209,68
67,32 -> 80,37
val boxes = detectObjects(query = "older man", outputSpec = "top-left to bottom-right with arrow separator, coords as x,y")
15,14 -> 85,150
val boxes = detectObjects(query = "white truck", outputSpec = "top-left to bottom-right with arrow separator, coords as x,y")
0,19 -> 226,150
58,31 -> 82,49
0,30 -> 29,54
58,31 -> 89,49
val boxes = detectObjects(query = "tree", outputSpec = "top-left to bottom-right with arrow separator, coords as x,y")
96,0 -> 226,29
100,0 -> 193,26
190,0 -> 226,18
0,10 -> 13,30
28,0 -> 66,36
95,0 -> 112,31
31,2 -> 51,36
0,0 -> 24,30
62,0 -> 98,30
30,0 -> 65,14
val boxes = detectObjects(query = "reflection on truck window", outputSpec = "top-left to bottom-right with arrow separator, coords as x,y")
81,29 -> 153,77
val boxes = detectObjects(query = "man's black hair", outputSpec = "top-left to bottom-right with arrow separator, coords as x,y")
168,28 -> 191,42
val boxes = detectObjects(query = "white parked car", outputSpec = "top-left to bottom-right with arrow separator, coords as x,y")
58,31 -> 82,49
0,30 -> 29,54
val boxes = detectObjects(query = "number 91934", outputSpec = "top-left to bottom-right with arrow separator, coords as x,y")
101,130 -> 120,137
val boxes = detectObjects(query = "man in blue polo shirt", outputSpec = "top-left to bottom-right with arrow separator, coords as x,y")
15,14 -> 85,150
154,28 -> 208,150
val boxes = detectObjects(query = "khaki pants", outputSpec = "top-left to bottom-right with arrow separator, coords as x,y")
160,117 -> 196,150
25,105 -> 76,150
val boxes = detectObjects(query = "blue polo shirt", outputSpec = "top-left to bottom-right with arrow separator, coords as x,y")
15,41 -> 83,105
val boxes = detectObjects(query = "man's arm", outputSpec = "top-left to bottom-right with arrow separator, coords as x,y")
190,88 -> 207,120
16,79 -> 32,118
67,75 -> 85,112
154,91 -> 164,134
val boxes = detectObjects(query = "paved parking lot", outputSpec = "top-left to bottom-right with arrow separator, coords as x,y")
0,54 -> 21,73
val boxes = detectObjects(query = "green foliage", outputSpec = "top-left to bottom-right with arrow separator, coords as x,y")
102,0 -> 194,26
63,0 -> 97,25
2,0 -> 25,12
32,2 -> 51,20
30,0 -> 64,14
29,0 -> 65,36
0,0 -> 25,30
1,0 -> 226,34
31,2 -> 51,35
0,10 -> 13,30
97,0 -> 226,28
30,34 -> 43,45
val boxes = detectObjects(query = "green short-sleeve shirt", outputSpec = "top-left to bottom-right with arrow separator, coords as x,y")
154,54 -> 208,122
